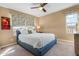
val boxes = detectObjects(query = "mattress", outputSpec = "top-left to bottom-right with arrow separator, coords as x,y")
19,33 -> 55,48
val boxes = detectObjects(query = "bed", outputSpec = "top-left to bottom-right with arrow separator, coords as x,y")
16,28 -> 57,56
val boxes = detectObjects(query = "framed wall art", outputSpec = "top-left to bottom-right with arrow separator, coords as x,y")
1,17 -> 10,30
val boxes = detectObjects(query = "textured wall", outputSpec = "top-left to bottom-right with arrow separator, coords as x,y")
10,10 -> 35,27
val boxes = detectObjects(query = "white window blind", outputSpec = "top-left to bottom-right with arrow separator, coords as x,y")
66,13 -> 78,33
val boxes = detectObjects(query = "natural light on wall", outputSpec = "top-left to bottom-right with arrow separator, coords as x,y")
66,12 -> 78,34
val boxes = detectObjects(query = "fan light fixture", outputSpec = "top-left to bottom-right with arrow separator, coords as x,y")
38,7 -> 43,10
31,3 -> 47,12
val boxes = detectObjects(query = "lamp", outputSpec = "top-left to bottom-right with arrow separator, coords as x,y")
37,25 -> 40,29
38,7 -> 43,10
36,25 -> 40,32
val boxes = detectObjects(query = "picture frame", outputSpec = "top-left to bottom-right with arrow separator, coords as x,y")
1,16 -> 10,30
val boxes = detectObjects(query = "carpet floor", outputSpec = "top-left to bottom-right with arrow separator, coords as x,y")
0,41 -> 75,56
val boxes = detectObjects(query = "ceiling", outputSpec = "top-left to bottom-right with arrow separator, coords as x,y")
0,3 -> 78,17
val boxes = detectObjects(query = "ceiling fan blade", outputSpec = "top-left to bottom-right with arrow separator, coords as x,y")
41,3 -> 47,7
31,7 -> 40,9
42,8 -> 46,12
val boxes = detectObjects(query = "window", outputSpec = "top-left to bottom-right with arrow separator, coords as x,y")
66,13 -> 78,33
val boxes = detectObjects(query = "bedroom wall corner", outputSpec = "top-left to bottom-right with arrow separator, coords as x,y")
0,7 -> 15,48
37,5 -> 79,41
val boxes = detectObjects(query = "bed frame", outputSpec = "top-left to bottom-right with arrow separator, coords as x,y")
16,30 -> 57,56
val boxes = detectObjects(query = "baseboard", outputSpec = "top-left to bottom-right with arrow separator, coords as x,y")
0,42 -> 17,49
58,39 -> 74,46
58,39 -> 74,42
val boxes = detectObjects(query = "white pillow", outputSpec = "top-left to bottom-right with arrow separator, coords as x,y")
20,28 -> 28,34
27,26 -> 36,33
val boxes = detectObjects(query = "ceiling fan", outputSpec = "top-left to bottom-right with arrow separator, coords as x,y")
31,3 -> 47,12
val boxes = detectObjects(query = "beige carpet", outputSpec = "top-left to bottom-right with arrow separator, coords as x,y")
0,41 -> 75,56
